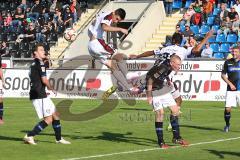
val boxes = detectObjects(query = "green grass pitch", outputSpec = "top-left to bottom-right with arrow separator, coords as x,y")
1,98 -> 240,160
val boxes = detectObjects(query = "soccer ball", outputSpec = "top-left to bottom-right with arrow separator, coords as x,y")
64,28 -> 77,42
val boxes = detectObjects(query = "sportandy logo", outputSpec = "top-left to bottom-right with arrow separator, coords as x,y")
180,62 -> 200,70
174,73 -> 221,100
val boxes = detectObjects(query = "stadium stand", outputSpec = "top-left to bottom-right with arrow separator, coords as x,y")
0,0 -> 103,66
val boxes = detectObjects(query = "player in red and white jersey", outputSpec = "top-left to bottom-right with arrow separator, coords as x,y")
88,8 -> 139,100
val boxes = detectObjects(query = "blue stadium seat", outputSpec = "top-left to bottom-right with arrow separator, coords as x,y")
216,34 -> 226,43
190,25 -> 200,34
227,34 -> 238,43
180,25 -> 185,32
219,43 -> 230,53
208,35 -> 216,43
185,0 -> 193,9
212,25 -> 220,34
207,16 -> 215,26
210,43 -> 220,52
172,0 -> 182,9
200,25 -> 210,35
213,8 -> 220,16
213,52 -> 224,59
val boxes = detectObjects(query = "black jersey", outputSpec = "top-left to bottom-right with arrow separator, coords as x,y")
29,58 -> 47,100
222,58 -> 240,91
146,60 -> 172,91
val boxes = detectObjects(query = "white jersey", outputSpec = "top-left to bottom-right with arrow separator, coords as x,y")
154,45 -> 189,61
88,11 -> 112,39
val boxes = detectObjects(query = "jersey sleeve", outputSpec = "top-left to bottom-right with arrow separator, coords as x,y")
153,49 -> 161,55
39,61 -> 47,77
221,60 -> 228,75
101,15 -> 112,26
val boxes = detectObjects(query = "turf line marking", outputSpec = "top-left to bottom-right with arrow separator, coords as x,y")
62,136 -> 240,160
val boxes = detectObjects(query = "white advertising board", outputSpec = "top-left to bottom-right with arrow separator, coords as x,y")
2,66 -> 227,101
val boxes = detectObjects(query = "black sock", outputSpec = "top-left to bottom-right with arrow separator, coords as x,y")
155,122 -> 163,145
0,102 -> 3,120
170,115 -> 180,139
224,110 -> 231,126
28,120 -> 48,137
52,120 -> 61,141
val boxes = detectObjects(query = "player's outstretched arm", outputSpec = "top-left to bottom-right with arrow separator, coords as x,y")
221,73 -> 236,90
192,30 -> 214,56
129,51 -> 154,59
41,77 -> 56,94
102,23 -> 128,34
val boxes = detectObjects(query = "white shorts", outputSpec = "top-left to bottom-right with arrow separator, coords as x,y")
225,91 -> 240,107
164,81 -> 181,99
152,86 -> 177,111
171,87 -> 181,99
88,39 -> 116,65
32,97 -> 56,119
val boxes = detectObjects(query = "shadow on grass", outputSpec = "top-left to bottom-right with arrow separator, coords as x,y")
205,149 -> 240,159
119,108 -> 151,111
0,135 -> 23,142
74,131 -> 157,146
181,125 -> 223,131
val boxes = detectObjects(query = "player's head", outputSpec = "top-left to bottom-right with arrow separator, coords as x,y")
170,55 -> 182,72
113,8 -> 126,23
232,46 -> 240,59
172,32 -> 183,45
33,43 -> 46,59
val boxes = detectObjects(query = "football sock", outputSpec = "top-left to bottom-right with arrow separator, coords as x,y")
155,122 -> 163,144
170,115 -> 180,139
52,120 -> 61,141
0,102 -> 3,120
28,120 -> 48,137
224,110 -> 231,126
112,70 -> 132,90
117,61 -> 128,76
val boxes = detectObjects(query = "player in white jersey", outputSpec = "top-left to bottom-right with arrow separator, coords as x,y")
88,8 -> 139,99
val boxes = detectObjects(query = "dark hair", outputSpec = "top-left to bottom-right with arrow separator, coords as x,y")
115,8 -> 126,20
172,32 -> 183,45
33,43 -> 44,52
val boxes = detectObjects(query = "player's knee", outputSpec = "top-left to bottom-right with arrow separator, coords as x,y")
225,107 -> 231,113
44,116 -> 53,124
171,106 -> 180,116
155,109 -> 164,118
112,53 -> 125,61
175,97 -> 182,106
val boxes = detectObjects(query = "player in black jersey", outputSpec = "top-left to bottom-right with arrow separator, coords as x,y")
146,55 -> 188,148
24,44 -> 70,145
222,46 -> 240,132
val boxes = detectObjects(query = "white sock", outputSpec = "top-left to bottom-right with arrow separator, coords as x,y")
112,70 -> 132,91
117,61 -> 128,77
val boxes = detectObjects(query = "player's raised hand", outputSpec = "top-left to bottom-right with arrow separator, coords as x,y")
230,84 -> 236,90
120,28 -> 128,35
128,54 -> 138,59
206,29 -> 214,38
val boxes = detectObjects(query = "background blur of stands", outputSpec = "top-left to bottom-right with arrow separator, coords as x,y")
0,0 -> 235,69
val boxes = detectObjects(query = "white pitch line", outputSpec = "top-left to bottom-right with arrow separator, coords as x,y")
62,136 -> 240,160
